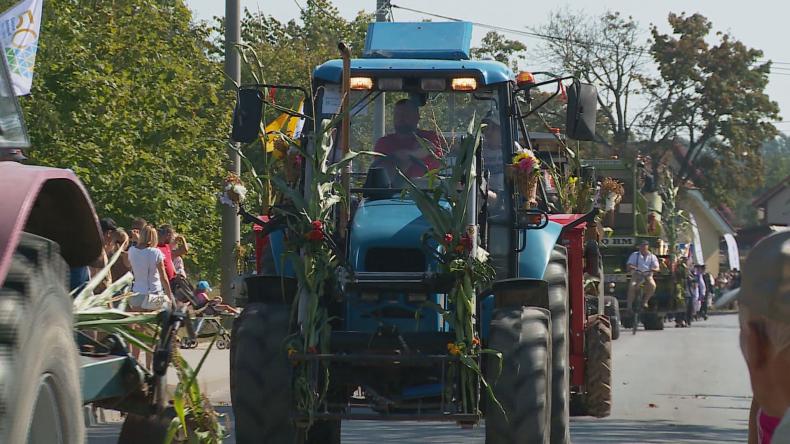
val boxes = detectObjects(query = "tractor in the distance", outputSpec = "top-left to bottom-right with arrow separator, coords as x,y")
584,158 -> 674,332
230,21 -> 613,444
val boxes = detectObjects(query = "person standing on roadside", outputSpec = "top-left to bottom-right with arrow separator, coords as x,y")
626,240 -> 660,310
128,225 -> 173,311
169,231 -> 190,277
716,231 -> 790,444
129,217 -> 147,247
157,224 -> 185,283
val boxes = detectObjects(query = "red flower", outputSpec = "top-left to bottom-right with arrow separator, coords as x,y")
305,229 -> 324,241
307,346 -> 318,354
311,220 -> 323,230
472,337 -> 480,347
443,233 -> 454,245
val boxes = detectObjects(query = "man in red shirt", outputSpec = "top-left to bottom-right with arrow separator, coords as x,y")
373,99 -> 443,178
157,224 -> 177,281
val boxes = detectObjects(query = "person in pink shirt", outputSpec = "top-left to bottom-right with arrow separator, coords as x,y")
716,232 -> 790,444
372,99 -> 443,179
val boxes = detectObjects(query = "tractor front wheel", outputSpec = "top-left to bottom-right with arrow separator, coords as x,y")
485,306 -> 552,444
0,233 -> 84,444
641,312 -> 665,331
230,302 -> 340,444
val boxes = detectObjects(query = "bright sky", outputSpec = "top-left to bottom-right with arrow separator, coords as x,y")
186,0 -> 790,133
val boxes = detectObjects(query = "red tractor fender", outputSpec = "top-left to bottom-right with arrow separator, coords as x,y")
0,162 -> 103,287
549,213 -> 590,387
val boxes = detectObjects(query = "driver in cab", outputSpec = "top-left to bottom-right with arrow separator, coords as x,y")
372,98 -> 443,178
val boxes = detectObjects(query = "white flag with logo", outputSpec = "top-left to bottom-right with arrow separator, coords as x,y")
0,0 -> 42,96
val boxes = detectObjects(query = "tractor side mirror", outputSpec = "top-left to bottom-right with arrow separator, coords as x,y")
231,88 -> 264,143
565,81 -> 598,141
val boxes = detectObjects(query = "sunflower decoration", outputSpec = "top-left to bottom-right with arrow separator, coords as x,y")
506,149 -> 541,207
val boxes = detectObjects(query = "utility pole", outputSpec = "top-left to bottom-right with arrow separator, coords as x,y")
372,0 -> 388,140
222,0 -> 241,304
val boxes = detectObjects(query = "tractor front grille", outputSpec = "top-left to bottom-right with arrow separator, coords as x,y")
364,248 -> 426,273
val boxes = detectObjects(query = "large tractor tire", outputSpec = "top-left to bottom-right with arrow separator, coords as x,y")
577,315 -> 612,418
0,233 -> 84,444
485,307 -> 552,444
604,296 -> 620,340
620,312 -> 635,330
230,302 -> 340,444
545,246 -> 570,444
641,312 -> 665,331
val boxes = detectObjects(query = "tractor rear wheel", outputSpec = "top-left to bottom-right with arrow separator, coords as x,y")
545,246 -> 570,444
641,312 -> 665,331
578,315 -> 612,418
118,408 -> 178,443
485,307 -> 552,444
0,233 -> 84,444
230,302 -> 340,444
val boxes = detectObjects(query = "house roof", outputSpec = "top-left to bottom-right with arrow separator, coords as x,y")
753,174 -> 790,207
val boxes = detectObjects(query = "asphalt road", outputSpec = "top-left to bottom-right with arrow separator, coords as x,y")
88,312 -> 751,443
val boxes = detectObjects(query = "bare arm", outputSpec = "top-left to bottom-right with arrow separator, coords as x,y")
748,398 -> 758,444
157,261 -> 172,299
172,235 -> 189,258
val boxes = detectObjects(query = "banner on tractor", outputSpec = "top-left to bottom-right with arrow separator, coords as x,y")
0,0 -> 42,96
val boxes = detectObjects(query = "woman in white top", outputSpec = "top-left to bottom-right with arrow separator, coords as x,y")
127,225 -> 173,311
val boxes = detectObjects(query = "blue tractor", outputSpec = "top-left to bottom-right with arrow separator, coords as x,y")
230,22 -> 606,444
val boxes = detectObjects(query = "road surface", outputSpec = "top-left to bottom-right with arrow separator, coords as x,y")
88,313 -> 750,443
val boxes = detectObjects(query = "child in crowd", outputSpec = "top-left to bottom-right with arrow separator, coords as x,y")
194,280 -> 211,308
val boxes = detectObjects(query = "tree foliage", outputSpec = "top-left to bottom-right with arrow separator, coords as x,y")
10,0 -> 231,280
212,0 -> 372,89
471,31 -> 527,71
647,13 -> 779,206
537,10 -> 649,153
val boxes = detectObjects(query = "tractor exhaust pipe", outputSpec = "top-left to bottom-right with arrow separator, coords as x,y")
338,42 -> 352,246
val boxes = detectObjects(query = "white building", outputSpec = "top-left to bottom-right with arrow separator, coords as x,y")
753,175 -> 790,226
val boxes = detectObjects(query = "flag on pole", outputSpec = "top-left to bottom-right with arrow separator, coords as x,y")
263,100 -> 304,152
0,0 -> 42,96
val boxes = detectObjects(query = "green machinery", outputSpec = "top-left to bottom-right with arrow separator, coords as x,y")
583,159 -> 674,331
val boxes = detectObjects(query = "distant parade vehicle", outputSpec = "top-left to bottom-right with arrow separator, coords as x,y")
0,50 -> 187,442
585,158 -> 674,332
229,21 -> 613,443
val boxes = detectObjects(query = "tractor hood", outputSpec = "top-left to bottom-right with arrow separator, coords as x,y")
348,198 -> 433,271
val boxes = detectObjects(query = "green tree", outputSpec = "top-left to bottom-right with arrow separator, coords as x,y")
471,31 -> 527,71
10,0 -> 231,280
537,10 -> 649,154
647,13 -> 779,206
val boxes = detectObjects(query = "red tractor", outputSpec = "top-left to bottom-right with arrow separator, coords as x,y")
0,55 -> 187,443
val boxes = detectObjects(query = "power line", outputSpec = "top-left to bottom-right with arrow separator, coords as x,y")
390,3 -> 790,68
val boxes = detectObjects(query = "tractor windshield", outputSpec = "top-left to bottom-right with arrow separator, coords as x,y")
333,89 -> 502,188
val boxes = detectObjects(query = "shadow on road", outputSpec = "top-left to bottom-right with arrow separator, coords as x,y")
569,418 -> 747,443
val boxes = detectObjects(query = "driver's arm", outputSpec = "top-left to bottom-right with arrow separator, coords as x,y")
650,255 -> 660,272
